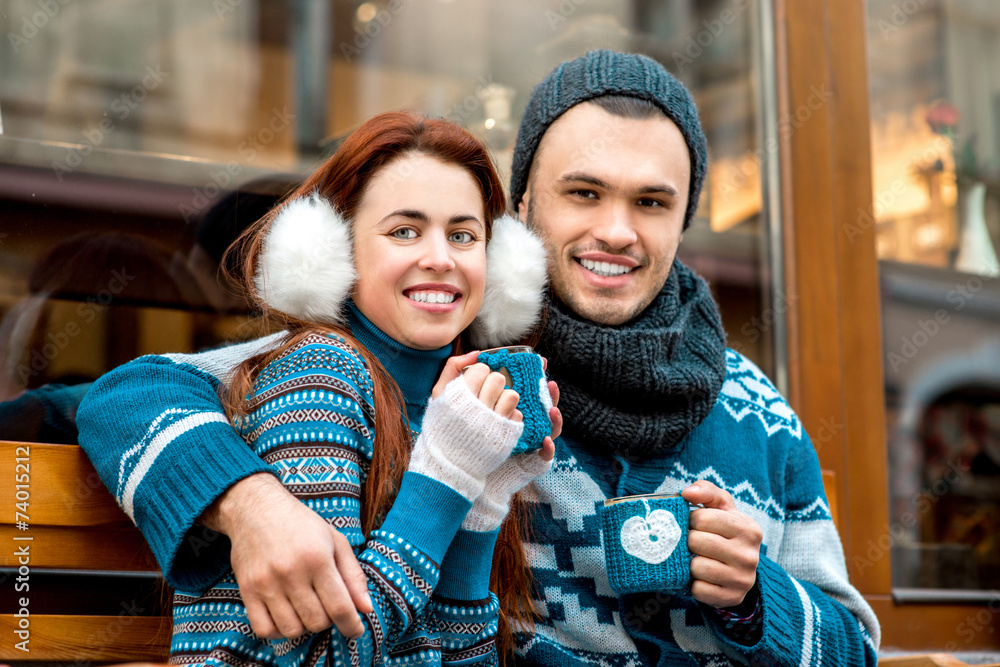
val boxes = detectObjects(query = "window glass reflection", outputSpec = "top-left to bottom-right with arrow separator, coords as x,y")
0,0 -> 773,442
867,0 -> 1000,593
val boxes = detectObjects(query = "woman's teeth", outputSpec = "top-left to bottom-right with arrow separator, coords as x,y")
408,291 -> 457,304
580,258 -> 631,277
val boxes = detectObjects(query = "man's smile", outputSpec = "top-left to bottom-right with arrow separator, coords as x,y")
578,257 -> 634,277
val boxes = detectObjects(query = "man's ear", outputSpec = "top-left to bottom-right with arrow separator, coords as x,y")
517,193 -> 529,223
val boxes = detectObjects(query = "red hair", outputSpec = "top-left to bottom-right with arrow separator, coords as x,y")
223,111 -> 536,662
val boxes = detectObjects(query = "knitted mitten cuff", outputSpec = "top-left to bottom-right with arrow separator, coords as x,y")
461,450 -> 552,532
408,376 -> 524,502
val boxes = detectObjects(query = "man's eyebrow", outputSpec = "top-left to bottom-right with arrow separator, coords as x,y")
636,184 -> 679,198
559,172 -> 678,198
559,172 -> 610,189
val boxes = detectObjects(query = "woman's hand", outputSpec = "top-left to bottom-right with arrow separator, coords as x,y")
409,351 -> 525,502
431,351 -> 520,419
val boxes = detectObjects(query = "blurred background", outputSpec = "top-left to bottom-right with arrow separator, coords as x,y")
0,0 -> 998,652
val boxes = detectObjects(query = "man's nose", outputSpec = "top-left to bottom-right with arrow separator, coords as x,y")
591,202 -> 638,249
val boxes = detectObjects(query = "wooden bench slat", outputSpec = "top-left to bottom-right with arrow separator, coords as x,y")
822,469 -> 838,528
0,524 -> 158,570
2,440 -> 171,661
2,441 -> 133,527
0,614 -> 171,661
879,655 -> 1000,667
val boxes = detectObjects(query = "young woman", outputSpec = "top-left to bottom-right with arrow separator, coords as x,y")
168,111 -> 557,667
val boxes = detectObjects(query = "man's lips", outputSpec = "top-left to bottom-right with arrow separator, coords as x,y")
575,253 -> 639,278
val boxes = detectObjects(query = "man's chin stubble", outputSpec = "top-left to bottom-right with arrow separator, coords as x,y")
557,288 -> 647,326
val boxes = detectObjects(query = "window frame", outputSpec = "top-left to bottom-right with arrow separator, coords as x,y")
774,0 -> 1000,649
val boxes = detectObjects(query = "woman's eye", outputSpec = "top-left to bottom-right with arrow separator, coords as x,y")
390,228 -> 417,240
449,231 -> 475,244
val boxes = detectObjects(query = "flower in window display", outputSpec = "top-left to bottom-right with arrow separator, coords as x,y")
924,100 -> 999,276
925,100 -> 979,187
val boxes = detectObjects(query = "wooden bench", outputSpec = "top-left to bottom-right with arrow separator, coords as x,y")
2,442 -> 995,666
0,440 -> 171,662
879,656 -> 1000,667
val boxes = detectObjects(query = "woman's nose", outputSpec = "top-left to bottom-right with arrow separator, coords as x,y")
417,232 -> 456,272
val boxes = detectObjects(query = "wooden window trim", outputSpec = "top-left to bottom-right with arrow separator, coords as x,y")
774,0 -> 1000,650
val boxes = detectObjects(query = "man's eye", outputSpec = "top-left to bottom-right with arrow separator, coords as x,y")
571,189 -> 598,200
390,228 -> 418,239
637,198 -> 664,208
449,231 -> 475,244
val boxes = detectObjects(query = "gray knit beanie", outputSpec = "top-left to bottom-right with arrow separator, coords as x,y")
510,50 -> 707,230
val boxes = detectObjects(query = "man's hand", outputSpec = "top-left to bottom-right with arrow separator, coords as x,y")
200,472 -> 373,639
680,480 -> 763,609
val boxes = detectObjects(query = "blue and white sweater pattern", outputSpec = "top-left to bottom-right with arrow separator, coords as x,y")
78,333 -> 500,667
77,338 -> 879,667
513,350 -> 879,667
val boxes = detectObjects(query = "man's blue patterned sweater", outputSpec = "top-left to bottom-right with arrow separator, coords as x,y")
514,349 -> 879,666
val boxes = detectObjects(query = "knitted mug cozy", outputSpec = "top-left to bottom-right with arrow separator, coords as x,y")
477,347 -> 552,454
601,494 -> 692,595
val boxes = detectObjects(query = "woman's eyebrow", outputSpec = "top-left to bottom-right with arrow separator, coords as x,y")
449,214 -> 482,225
378,209 -> 428,224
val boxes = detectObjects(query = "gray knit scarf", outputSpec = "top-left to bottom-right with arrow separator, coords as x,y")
536,259 -> 727,457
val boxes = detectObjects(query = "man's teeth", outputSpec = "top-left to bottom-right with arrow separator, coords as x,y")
408,291 -> 457,304
580,258 -> 631,277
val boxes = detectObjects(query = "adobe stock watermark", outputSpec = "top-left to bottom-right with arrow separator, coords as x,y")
874,0 -> 930,40
374,75 -> 496,191
339,0 -> 412,63
15,268 -> 135,385
843,136 -> 950,243
811,415 -> 844,452
51,65 -> 169,182
545,0 -> 587,31
885,272 -> 984,373
443,74 -> 497,127
49,600 -> 146,665
621,589 -> 676,634
672,0 -> 751,72
178,106 -> 294,223
731,290 -> 798,354
7,0 -> 72,54
214,0 -> 245,20
717,83 -> 833,202
852,458 -> 964,576
944,589 -> 1000,652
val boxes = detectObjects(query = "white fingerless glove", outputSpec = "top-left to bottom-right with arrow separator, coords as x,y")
408,375 -> 524,502
460,450 -> 553,532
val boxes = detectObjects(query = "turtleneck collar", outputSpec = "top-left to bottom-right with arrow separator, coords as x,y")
346,300 -> 452,424
536,259 -> 728,456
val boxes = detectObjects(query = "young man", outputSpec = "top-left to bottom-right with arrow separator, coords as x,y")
77,51 -> 879,665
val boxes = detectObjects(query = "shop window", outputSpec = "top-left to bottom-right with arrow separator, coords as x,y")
1,0 -> 777,439
867,0 -> 1000,596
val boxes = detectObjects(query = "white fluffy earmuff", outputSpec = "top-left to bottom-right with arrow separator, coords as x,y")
255,194 -> 548,346
254,192 -> 357,324
468,214 -> 548,349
